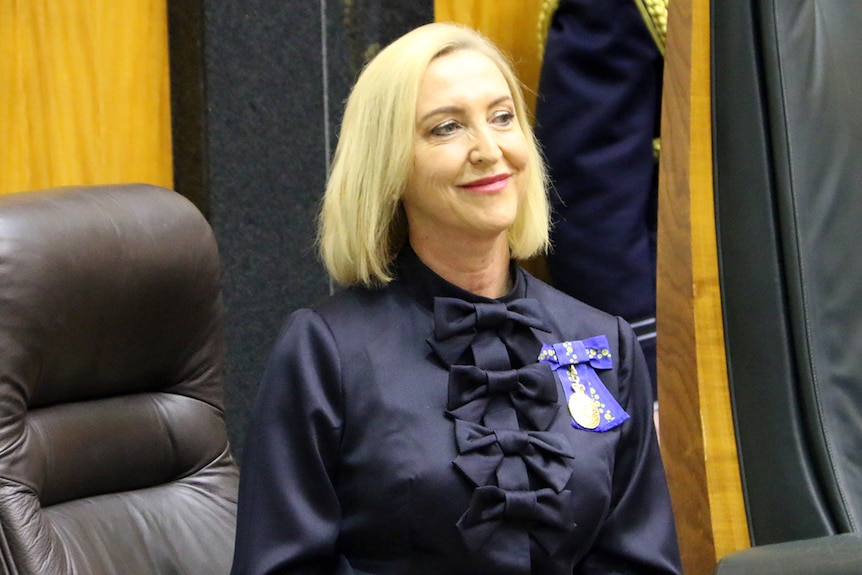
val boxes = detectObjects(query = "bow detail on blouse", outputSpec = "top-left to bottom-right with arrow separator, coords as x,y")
429,297 -> 550,366
456,485 -> 576,556
428,286 -> 577,572
434,298 -> 549,338
453,419 -> 575,492
447,363 -> 559,430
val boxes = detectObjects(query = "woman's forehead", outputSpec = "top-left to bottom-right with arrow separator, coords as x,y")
417,50 -> 512,108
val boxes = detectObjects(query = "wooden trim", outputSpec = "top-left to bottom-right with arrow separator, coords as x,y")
656,0 -> 749,573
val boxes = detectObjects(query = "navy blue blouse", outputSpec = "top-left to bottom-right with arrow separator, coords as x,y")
230,249 -> 681,574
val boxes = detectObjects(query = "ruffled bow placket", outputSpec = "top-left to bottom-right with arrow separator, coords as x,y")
428,297 -> 549,369
456,486 -> 576,569
446,363 -> 560,431
430,296 -> 576,574
452,419 -> 575,492
538,336 -> 629,432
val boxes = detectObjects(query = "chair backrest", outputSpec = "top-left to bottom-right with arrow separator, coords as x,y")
0,184 -> 238,575
712,0 -> 862,545
658,1 -> 862,572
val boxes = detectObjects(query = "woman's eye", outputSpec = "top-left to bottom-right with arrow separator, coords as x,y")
430,121 -> 460,137
492,111 -> 515,126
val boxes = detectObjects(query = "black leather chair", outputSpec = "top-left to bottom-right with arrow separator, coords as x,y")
710,1 -> 862,572
0,184 -> 238,574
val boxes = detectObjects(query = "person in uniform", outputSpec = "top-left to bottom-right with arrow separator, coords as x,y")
535,0 -> 666,393
230,22 -> 680,575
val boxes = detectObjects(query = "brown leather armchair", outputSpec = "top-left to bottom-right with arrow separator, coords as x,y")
0,184 -> 238,574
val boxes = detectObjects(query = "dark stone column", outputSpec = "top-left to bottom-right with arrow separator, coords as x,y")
169,0 -> 432,460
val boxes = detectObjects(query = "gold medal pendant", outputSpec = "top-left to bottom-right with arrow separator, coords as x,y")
568,386 -> 600,429
566,366 -> 600,429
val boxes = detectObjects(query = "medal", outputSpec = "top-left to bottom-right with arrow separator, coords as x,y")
566,366 -> 599,429
538,336 -> 630,432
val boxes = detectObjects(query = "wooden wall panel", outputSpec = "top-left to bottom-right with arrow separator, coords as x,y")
0,1 -> 172,195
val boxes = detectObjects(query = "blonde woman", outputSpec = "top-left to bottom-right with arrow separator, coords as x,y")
231,22 -> 680,575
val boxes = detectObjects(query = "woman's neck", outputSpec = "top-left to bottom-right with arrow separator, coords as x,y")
409,234 -> 512,298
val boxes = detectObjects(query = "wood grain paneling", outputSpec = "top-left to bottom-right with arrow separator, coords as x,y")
657,0 -> 750,572
0,1 -> 172,195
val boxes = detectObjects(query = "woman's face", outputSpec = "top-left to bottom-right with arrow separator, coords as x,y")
402,49 -> 530,250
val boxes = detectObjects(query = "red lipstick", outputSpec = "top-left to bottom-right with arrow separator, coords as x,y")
458,173 -> 510,194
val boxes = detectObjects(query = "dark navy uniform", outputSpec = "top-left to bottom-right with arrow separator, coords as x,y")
535,0 -> 665,393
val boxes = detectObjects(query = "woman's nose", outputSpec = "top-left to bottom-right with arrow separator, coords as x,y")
469,128 -> 503,164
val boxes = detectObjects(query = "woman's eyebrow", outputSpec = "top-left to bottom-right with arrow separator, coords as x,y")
418,95 -> 514,123
419,105 -> 463,123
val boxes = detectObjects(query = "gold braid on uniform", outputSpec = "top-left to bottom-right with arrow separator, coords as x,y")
633,0 -> 668,162
633,0 -> 669,56
537,0 -> 560,61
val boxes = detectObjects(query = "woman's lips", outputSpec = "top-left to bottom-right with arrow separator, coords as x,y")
458,174 -> 510,194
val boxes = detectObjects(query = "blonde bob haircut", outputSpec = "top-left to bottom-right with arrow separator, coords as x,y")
319,22 -> 550,288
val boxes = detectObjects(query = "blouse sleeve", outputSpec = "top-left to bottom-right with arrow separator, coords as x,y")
576,317 -> 682,575
230,308 -> 363,575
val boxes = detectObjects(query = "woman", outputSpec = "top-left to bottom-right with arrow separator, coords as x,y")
231,22 -> 681,575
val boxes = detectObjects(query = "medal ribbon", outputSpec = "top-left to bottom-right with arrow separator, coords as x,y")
538,336 -> 629,432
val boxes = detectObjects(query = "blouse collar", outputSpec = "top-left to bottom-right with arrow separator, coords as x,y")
394,245 -> 527,310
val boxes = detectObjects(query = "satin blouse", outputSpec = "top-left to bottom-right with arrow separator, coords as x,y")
230,248 -> 681,575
